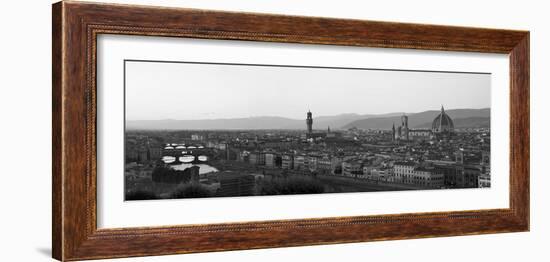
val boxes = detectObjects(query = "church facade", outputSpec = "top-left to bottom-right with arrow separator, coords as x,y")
392,115 -> 410,141
392,105 -> 455,142
431,105 -> 455,138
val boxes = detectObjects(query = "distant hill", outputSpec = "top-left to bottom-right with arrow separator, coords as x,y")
127,116 -> 301,130
126,109 -> 489,130
311,112 -> 404,130
414,116 -> 490,129
126,112 -> 408,130
342,108 -> 490,130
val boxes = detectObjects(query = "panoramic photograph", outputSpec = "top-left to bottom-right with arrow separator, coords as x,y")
124,60 -> 491,201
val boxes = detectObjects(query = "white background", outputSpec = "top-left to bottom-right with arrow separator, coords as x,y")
0,0 -> 546,261
98,35 -> 509,228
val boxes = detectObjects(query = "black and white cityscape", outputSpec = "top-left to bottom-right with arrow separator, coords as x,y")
124,60 -> 491,201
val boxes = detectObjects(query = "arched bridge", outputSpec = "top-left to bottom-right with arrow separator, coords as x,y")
162,144 -> 214,164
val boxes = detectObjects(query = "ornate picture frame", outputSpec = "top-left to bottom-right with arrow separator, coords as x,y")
52,1 -> 529,261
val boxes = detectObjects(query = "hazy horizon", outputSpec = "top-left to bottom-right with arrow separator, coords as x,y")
125,60 -> 491,121
127,106 -> 491,121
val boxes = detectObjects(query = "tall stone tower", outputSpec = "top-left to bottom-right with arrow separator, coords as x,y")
392,123 -> 396,142
401,114 -> 409,141
306,110 -> 313,135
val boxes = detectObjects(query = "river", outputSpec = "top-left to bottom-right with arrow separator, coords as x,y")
161,156 -> 219,174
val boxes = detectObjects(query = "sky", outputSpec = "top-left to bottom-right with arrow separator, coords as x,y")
125,60 -> 490,120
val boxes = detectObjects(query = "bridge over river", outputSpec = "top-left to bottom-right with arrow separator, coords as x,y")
161,143 -> 214,164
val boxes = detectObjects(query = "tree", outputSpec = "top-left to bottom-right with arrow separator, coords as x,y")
260,176 -> 324,195
152,166 -> 192,184
172,184 -> 212,198
125,190 -> 157,200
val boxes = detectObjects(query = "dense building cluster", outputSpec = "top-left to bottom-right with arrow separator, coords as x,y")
126,105 -> 491,196
392,106 -> 456,141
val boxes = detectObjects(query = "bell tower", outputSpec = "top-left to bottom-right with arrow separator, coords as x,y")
392,122 -> 396,142
306,110 -> 313,135
401,114 -> 409,141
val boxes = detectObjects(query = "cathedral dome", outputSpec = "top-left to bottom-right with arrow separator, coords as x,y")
431,106 -> 454,133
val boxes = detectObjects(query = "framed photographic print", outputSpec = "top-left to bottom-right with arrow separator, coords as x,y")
52,1 -> 529,261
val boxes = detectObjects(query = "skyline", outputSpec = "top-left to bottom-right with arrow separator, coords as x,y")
125,60 -> 491,121
126,106 -> 490,121
125,107 -> 490,131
